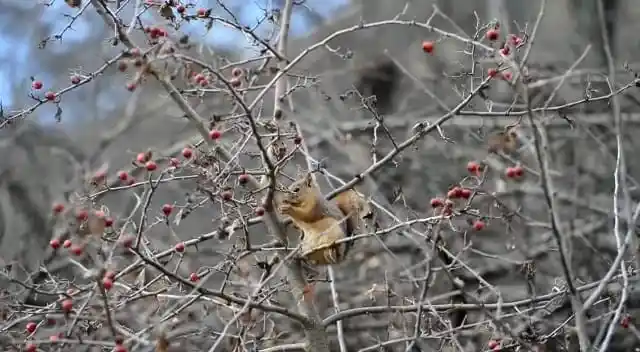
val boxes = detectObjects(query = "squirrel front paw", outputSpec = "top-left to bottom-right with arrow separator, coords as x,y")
279,202 -> 292,213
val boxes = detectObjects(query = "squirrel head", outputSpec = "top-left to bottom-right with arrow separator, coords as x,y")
281,172 -> 318,207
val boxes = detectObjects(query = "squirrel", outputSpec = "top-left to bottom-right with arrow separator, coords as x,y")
277,172 -> 372,265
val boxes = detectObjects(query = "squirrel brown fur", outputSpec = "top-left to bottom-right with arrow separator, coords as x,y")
277,172 -> 371,265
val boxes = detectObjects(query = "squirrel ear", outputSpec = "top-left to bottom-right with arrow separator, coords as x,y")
304,172 -> 314,187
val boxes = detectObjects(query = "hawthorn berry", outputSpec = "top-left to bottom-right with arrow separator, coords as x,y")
129,48 -> 141,57
447,187 -> 463,199
61,299 -> 73,312
63,239 -> 72,248
114,344 -> 128,352
460,188 -> 472,199
189,272 -> 199,282
221,190 -> 233,202
117,61 -> 128,72
70,244 -> 83,256
255,206 -> 265,216
104,271 -> 116,280
238,173 -> 250,185
136,152 -> 148,163
50,335 -> 59,343
104,216 -> 114,227
197,8 -> 207,17
162,204 -> 174,216
229,77 -> 242,88
182,147 -> 193,158
194,74 -> 205,83
199,78 -> 209,87
50,239 -> 61,249
472,220 -> 485,231
421,40 -> 434,54
75,209 -> 89,221
169,158 -> 180,167
466,161 -> 480,173
488,340 -> 499,349
231,67 -> 243,77
502,71 -> 513,81
126,177 -> 136,186
26,321 -> 37,333
621,315 -> 631,328
120,235 -> 134,248
102,277 -> 113,291
32,80 -> 43,90
70,75 -> 81,84
52,202 -> 65,214
293,135 -> 302,145
26,343 -> 37,352
209,129 -> 222,140
485,28 -> 499,41
487,68 -> 499,78
145,160 -> 157,171
45,91 -> 56,101
513,166 -> 524,177
118,171 -> 129,181
176,5 -> 185,13
430,198 -> 444,208
500,46 -> 510,56
175,242 -> 185,253
126,82 -> 137,91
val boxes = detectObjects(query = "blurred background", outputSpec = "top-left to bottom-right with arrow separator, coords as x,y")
2,0 -> 640,350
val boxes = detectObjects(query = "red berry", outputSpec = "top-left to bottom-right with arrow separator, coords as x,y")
169,158 -> 180,167
197,8 -> 207,17
488,68 -> 498,78
509,34 -> 522,46
473,220 -> 485,231
45,91 -> 56,101
466,161 -> 480,173
26,343 -> 37,352
229,77 -> 242,88
50,334 -> 59,343
129,48 -> 141,57
460,188 -> 472,199
52,202 -> 65,214
209,129 -> 222,140
136,152 -> 148,163
26,321 -> 37,333
189,272 -> 199,282
220,190 -> 233,202
175,242 -> 185,253
149,27 -> 161,38
75,209 -> 89,221
120,235 -> 134,248
126,82 -> 137,91
500,46 -> 510,56
126,177 -> 136,186
70,75 -> 81,84
485,29 -> 499,41
293,135 -> 302,145
238,173 -> 250,185
104,271 -> 116,280
63,239 -> 72,248
194,74 -> 205,83
118,171 -> 129,181
621,315 -> 631,328
502,71 -> 513,81
199,78 -> 209,87
145,160 -> 157,171
162,204 -> 173,216
118,61 -> 128,72
93,170 -> 107,183
104,216 -> 114,227
115,344 -> 128,352
421,40 -> 434,54
182,147 -> 193,158
61,299 -> 73,312
430,198 -> 444,208
505,167 -> 517,179
102,278 -> 113,291
513,166 -> 524,177
488,340 -> 499,349
70,244 -> 83,256
177,5 -> 185,13
231,67 -> 243,77
255,206 -> 265,216
50,239 -> 61,249
447,187 -> 463,199
32,80 -> 43,90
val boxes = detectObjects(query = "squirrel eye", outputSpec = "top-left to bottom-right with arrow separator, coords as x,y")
292,187 -> 300,193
